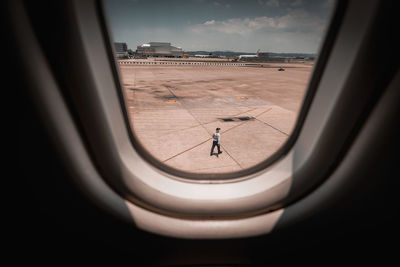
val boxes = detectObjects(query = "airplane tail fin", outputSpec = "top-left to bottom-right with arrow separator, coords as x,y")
256,49 -> 260,56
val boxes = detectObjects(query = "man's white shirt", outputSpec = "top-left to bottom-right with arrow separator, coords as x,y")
213,133 -> 221,144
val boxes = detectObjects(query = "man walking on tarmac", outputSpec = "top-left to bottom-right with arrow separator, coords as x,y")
210,128 -> 223,156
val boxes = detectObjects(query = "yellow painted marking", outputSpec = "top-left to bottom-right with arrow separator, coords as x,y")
165,99 -> 178,104
237,96 -> 248,99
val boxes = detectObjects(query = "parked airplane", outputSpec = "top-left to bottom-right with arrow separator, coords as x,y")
238,49 -> 260,60
194,54 -> 219,58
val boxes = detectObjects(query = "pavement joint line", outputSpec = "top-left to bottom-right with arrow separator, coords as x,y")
162,107 -> 273,165
162,84 -> 243,169
217,107 -> 273,169
218,143 -> 243,169
254,117 -> 289,136
212,107 -> 273,169
138,107 -> 259,136
162,137 -> 214,163
161,85 -> 219,163
219,107 -> 272,135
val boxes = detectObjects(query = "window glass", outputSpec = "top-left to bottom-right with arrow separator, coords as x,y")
104,0 -> 335,174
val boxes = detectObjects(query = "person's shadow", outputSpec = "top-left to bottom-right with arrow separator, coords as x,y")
211,152 -> 223,157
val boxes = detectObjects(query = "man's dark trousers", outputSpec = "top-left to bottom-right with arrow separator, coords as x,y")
210,141 -> 221,155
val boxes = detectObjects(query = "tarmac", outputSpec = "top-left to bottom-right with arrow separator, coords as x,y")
119,58 -> 313,173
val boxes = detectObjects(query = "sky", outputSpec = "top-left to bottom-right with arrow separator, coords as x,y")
103,0 -> 336,53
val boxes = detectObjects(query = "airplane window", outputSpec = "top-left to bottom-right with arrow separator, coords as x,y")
103,0 -> 335,174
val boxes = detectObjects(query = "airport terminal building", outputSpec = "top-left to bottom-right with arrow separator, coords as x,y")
136,42 -> 183,58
